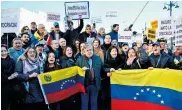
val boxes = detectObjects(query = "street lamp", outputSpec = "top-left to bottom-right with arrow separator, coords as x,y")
163,1 -> 179,51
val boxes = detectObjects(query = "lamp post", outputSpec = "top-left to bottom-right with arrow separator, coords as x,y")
163,1 -> 179,51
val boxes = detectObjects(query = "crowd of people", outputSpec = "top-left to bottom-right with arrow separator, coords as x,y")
1,17 -> 182,110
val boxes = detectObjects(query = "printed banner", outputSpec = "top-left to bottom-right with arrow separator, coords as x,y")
147,28 -> 156,40
158,17 -> 174,38
118,31 -> 132,43
47,12 -> 60,22
175,16 -> 182,46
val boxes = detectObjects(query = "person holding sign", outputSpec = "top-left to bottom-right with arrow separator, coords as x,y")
63,15 -> 84,47
79,24 -> 97,44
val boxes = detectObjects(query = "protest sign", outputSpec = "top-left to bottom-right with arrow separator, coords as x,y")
118,31 -> 132,43
106,11 -> 117,18
91,16 -> 102,24
47,12 -> 60,22
65,1 -> 90,20
147,28 -> 156,40
1,8 -> 20,34
158,17 -> 174,38
175,16 -> 182,46
150,20 -> 158,30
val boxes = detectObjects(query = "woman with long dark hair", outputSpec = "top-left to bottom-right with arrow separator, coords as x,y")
102,46 -> 125,109
59,46 -> 80,110
44,52 -> 60,110
1,44 -> 17,110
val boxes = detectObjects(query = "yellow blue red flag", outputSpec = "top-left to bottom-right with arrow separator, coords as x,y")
111,69 -> 182,110
38,66 -> 85,104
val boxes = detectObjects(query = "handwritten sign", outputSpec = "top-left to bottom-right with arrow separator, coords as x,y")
65,1 -> 90,20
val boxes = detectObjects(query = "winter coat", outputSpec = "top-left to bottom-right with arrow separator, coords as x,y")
101,43 -> 112,62
76,55 -> 103,91
123,57 -> 144,69
15,59 -> 44,103
49,30 -> 64,40
79,32 -> 97,43
173,52 -> 182,70
60,56 -> 76,69
8,47 -> 25,62
149,53 -> 177,69
108,30 -> 118,41
63,19 -> 84,46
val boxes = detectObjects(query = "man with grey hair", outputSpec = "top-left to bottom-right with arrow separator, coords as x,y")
8,37 -> 25,62
31,24 -> 48,45
76,44 -> 103,110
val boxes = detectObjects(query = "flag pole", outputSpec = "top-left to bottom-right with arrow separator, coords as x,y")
38,75 -> 50,110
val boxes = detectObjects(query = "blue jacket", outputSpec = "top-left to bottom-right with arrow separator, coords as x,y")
76,55 -> 103,91
8,47 -> 25,62
108,30 -> 118,41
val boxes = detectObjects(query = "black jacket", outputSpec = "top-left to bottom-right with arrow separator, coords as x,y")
60,56 -> 76,69
123,58 -> 144,69
101,43 -> 112,63
64,19 -> 84,46
149,53 -> 177,69
50,30 -> 64,40
1,56 -> 15,88
79,32 -> 97,42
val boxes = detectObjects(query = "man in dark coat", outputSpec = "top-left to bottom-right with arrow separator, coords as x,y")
149,42 -> 177,69
63,18 -> 84,46
49,22 -> 64,41
76,44 -> 103,110
79,24 -> 97,43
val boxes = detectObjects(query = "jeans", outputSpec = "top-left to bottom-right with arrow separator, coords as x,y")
81,85 -> 98,110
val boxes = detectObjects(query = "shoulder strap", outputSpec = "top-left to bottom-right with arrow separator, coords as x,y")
137,59 -> 141,69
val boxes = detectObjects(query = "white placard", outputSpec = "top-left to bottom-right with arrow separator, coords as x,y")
65,1 -> 90,20
175,16 -> 182,46
118,31 -> 132,43
106,11 -> 117,18
158,17 -> 174,38
47,12 -> 60,22
1,8 -> 20,34
91,16 -> 102,24
86,38 -> 94,45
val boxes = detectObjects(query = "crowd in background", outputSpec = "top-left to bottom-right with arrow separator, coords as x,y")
1,17 -> 182,110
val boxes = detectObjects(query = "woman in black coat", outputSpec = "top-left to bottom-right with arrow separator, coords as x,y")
101,46 -> 125,109
44,52 -> 60,110
123,48 -> 148,69
1,44 -> 17,110
101,34 -> 112,63
59,46 -> 80,110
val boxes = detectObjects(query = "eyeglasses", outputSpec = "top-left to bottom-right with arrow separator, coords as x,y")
25,28 -> 29,30
41,27 -> 45,29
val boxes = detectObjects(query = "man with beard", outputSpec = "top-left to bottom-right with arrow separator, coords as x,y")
8,38 -> 25,62
20,33 -> 31,49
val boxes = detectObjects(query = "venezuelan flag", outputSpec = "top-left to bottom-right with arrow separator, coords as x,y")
111,69 -> 182,110
38,66 -> 85,104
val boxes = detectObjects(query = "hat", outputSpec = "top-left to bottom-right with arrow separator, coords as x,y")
122,42 -> 128,47
152,42 -> 160,46
157,38 -> 167,43
53,22 -> 59,27
35,40 -> 47,47
142,42 -> 148,46
132,42 -> 137,47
